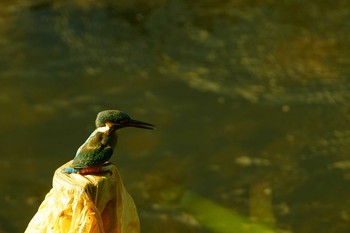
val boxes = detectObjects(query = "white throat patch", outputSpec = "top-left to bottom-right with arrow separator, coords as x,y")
97,125 -> 110,132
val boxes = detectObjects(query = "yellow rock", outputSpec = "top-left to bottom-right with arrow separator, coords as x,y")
25,161 -> 140,233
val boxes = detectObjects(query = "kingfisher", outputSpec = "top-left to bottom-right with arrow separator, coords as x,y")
61,110 -> 154,175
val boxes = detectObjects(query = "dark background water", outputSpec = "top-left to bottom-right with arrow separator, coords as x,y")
1,0 -> 350,232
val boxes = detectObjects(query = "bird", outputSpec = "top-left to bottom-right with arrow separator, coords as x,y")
61,110 -> 154,175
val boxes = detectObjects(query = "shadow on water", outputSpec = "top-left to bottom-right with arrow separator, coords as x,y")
0,0 -> 350,232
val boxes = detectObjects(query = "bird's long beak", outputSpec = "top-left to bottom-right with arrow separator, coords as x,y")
124,119 -> 155,130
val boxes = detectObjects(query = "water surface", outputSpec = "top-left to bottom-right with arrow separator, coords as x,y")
0,1 -> 350,232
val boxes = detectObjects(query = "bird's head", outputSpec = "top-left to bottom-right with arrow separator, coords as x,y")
95,110 -> 155,130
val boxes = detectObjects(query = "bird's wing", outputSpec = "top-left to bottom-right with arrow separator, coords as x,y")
71,129 -> 115,168
72,145 -> 113,168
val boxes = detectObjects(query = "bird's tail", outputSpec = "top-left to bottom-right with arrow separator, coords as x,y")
61,166 -> 80,174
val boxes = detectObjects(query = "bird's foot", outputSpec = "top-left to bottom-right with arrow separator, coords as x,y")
79,170 -> 113,176
77,165 -> 112,176
60,164 -> 112,176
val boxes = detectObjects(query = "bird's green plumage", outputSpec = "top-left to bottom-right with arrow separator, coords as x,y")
62,109 -> 154,174
72,130 -> 115,168
95,110 -> 130,127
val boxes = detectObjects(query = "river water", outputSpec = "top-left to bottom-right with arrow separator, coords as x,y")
0,0 -> 350,232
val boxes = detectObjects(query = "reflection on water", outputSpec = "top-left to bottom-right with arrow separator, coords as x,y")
1,0 -> 350,232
